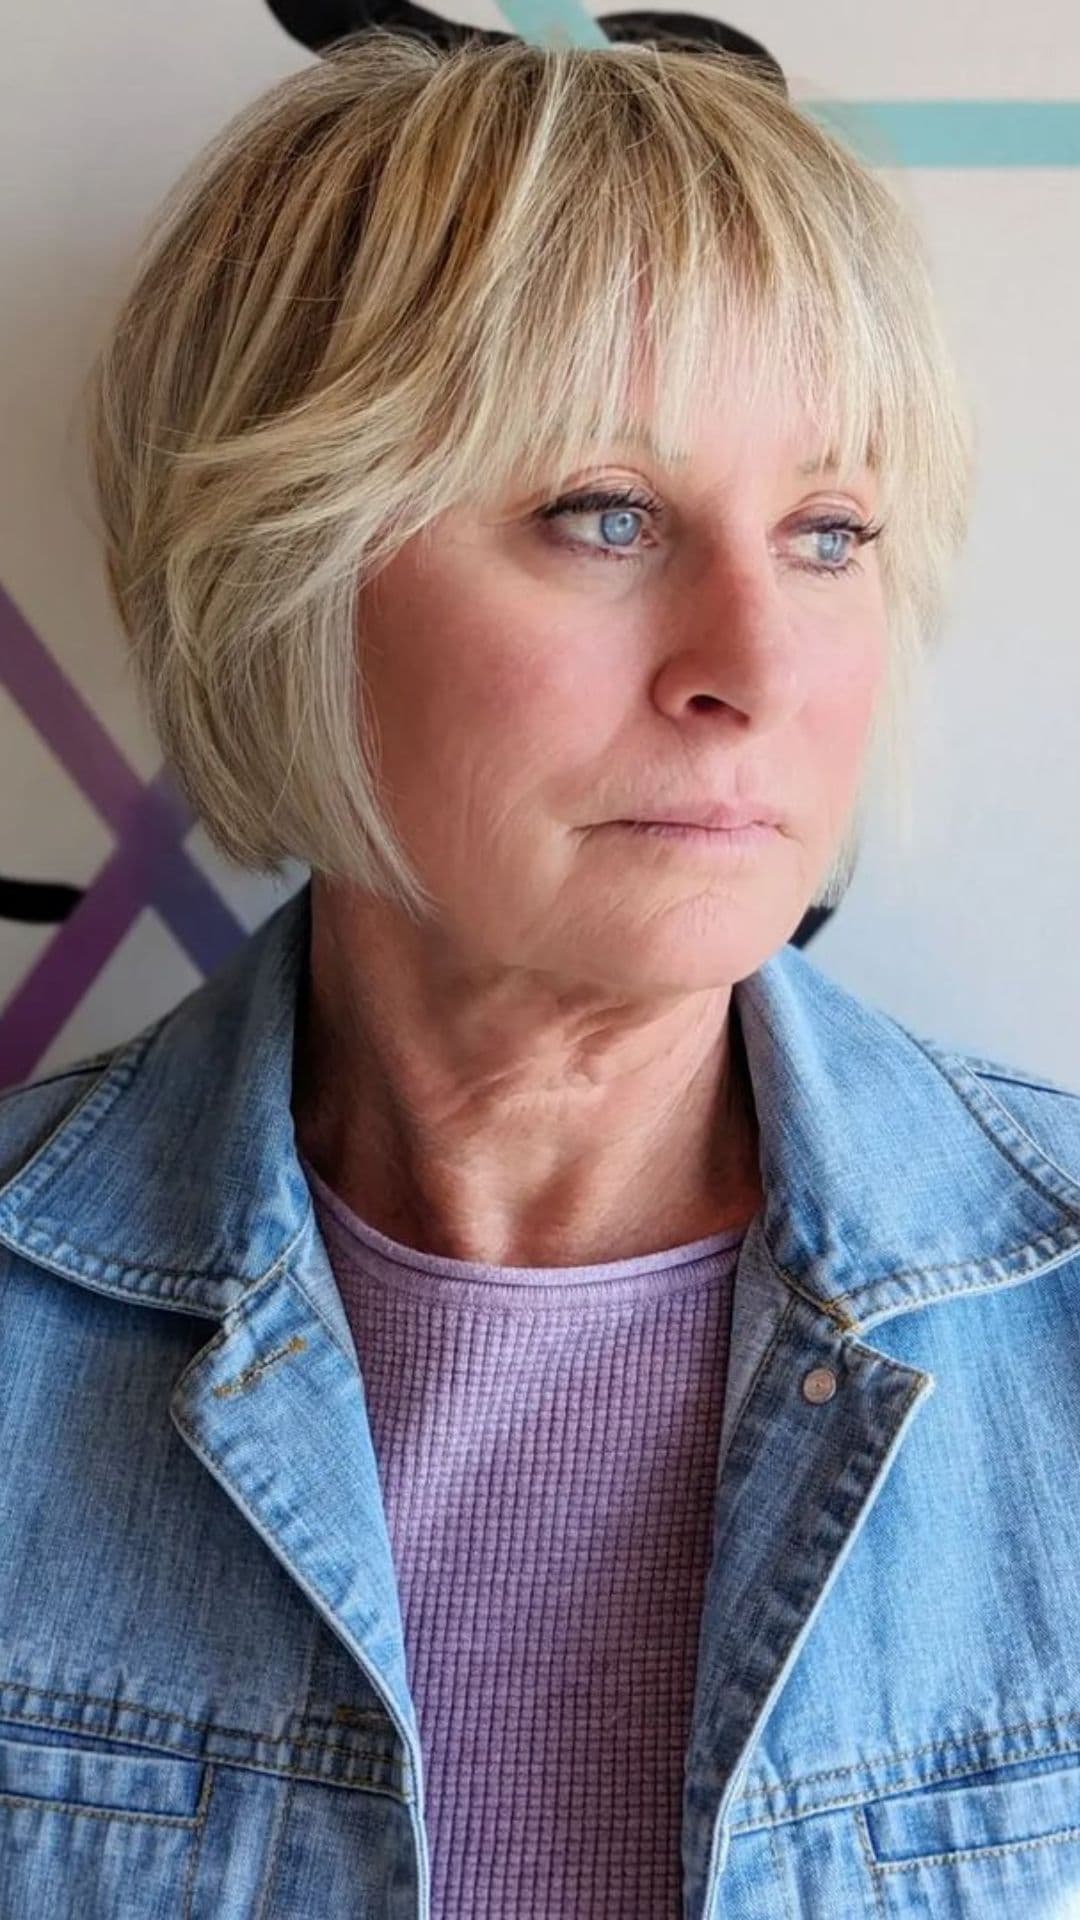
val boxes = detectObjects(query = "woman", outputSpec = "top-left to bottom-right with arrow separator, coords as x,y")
3,28 -> 1080,1920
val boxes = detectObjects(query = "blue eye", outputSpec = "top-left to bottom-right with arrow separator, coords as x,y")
535,486 -> 885,577
813,528 -> 852,567
536,485 -> 663,562
794,518 -> 885,579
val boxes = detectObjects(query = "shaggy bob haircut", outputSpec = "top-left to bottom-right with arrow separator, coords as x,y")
85,28 -> 974,919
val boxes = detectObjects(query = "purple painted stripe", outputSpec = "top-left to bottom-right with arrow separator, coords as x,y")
0,847 -> 143,1086
0,773 -> 247,1085
0,582 -> 250,1085
0,582 -> 162,829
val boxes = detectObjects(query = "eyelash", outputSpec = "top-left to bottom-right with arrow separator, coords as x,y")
536,484 -> 885,579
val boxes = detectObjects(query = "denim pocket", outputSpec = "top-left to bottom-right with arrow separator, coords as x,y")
0,1723 -> 209,1919
859,1757 -> 1080,1919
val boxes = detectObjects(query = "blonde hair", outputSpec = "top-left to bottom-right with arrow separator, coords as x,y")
84,28 -> 974,919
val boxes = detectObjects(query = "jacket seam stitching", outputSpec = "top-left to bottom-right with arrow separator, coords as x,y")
0,1027 -> 157,1212
0,1052 -> 119,1108
181,1765 -> 217,1916
910,1037 -> 1080,1212
0,1687 -> 391,1756
733,1718 -> 1080,1813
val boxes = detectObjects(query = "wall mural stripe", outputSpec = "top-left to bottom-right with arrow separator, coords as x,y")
803,100 -> 1080,168
0,584 -> 246,1082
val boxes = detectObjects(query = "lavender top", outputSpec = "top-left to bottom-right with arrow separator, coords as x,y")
302,1151 -> 748,1918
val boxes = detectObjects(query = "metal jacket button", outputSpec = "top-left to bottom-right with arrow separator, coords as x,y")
802,1366 -> 837,1404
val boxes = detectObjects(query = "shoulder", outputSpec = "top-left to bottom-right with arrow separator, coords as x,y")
926,1035 -> 1080,1187
0,1048 -> 122,1191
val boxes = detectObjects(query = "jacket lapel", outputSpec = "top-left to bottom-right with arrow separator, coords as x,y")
168,1202 -> 429,1812
682,1215 -> 937,1914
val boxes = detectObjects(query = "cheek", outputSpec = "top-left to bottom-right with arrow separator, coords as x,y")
798,622 -> 888,800
818,606 -> 888,726
426,612 -> 618,771
366,599 -> 600,848
834,656 -> 885,739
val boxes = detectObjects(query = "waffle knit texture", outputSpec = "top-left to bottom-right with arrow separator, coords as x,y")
302,1151 -> 746,1919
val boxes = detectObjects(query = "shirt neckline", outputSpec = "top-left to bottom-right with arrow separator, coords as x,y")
299,1149 -> 752,1286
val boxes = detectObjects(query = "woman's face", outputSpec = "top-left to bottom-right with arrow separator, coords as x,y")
356,373 -> 888,993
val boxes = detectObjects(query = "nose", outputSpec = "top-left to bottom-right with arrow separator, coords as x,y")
649,551 -> 803,731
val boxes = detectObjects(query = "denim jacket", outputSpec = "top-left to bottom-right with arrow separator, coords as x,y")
3,877 -> 1080,1920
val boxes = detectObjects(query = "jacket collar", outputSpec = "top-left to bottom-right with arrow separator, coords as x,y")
2,879 -> 1079,1334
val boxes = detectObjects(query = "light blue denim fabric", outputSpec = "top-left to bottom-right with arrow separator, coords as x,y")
3,877 -> 1080,1918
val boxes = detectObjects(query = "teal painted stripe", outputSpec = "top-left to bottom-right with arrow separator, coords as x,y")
499,0 -> 1080,166
804,100 -> 1080,167
498,0 -> 609,46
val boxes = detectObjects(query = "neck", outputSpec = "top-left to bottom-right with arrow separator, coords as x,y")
291,888 -> 763,1268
